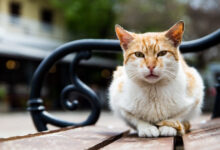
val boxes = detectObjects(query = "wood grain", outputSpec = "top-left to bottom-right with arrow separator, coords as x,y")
0,126 -> 129,150
2,118 -> 220,150
101,133 -> 174,150
183,118 -> 220,150
190,118 -> 220,133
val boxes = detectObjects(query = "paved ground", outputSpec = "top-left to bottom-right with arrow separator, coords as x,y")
0,111 -> 211,138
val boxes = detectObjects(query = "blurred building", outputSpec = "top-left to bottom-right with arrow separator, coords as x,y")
0,0 -> 67,111
0,0 -> 117,111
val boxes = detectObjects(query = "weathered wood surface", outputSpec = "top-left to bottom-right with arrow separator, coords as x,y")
1,118 -> 220,150
183,118 -> 220,150
101,133 -> 174,150
190,118 -> 220,133
0,126 -> 129,150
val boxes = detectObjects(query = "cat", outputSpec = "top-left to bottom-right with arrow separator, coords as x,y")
109,21 -> 204,137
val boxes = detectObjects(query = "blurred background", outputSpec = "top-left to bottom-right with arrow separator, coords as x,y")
0,0 -> 219,114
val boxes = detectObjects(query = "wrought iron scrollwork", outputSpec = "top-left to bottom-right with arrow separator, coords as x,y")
61,51 -> 92,111
28,49 -> 101,131
28,29 -> 220,132
60,51 -> 102,125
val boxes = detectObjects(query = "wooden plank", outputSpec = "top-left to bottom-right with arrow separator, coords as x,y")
0,126 -> 77,142
101,133 -> 174,150
0,126 -> 129,150
183,118 -> 220,150
190,118 -> 220,133
183,128 -> 220,150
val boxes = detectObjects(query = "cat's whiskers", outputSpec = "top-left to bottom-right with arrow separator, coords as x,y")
164,70 -> 176,77
164,70 -> 176,79
164,67 -> 176,72
165,66 -> 176,69
165,67 -> 176,71
127,72 -> 138,79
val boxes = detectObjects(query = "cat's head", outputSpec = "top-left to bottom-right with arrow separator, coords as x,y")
115,21 -> 184,84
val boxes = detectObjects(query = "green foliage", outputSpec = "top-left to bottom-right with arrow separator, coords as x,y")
49,0 -> 187,39
115,0 -> 187,33
0,87 -> 6,100
50,0 -> 116,38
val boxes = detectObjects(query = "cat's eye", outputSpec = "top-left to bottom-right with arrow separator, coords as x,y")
134,52 -> 145,58
157,51 -> 167,57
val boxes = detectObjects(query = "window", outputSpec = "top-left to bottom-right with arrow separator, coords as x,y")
9,2 -> 21,24
9,2 -> 21,17
41,9 -> 53,25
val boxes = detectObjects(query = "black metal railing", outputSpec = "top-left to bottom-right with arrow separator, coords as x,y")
28,29 -> 220,132
212,77 -> 220,118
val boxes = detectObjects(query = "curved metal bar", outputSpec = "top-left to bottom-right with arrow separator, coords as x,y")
60,51 -> 101,126
28,28 -> 220,131
30,39 -> 121,99
28,46 -> 103,131
30,28 -> 220,98
61,51 -> 92,110
180,29 -> 220,53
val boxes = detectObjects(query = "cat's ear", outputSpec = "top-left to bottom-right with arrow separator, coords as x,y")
115,24 -> 134,50
165,21 -> 184,47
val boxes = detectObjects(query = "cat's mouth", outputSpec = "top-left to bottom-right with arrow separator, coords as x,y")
145,74 -> 159,79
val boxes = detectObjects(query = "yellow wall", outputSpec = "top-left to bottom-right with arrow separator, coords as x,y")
0,0 -> 65,29
0,0 -> 9,14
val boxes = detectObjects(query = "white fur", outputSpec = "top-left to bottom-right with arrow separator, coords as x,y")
109,49 -> 204,137
159,126 -> 177,136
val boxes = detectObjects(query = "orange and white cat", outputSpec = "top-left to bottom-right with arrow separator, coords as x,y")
109,21 -> 204,137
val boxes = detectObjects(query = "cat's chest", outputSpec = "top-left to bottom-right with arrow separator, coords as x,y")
124,86 -> 184,123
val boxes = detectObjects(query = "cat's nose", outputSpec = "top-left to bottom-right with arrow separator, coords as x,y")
147,65 -> 155,73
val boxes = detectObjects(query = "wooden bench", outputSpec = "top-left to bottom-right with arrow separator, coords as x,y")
1,118 -> 220,150
2,29 -> 219,149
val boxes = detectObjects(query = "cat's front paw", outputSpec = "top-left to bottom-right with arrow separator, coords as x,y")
159,126 -> 177,136
156,120 -> 188,135
137,122 -> 159,138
